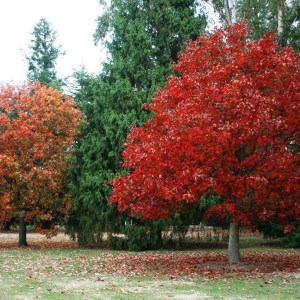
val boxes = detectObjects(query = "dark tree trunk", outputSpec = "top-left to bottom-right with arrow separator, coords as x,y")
3,221 -> 10,230
228,222 -> 241,264
18,217 -> 28,247
155,227 -> 162,246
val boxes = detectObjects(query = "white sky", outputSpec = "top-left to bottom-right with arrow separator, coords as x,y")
0,0 -> 105,84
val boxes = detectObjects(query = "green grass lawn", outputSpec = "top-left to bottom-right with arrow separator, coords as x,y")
0,235 -> 299,299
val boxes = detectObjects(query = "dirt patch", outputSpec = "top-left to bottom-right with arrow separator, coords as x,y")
54,278 -> 107,290
173,292 -> 213,299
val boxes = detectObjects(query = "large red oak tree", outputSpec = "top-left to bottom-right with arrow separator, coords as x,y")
110,23 -> 300,263
0,82 -> 83,246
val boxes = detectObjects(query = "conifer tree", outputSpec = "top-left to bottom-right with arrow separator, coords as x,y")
67,0 -> 206,248
25,18 -> 64,89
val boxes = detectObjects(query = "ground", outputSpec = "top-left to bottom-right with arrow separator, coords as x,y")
0,231 -> 299,299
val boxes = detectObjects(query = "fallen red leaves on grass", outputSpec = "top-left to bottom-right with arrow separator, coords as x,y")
79,252 -> 300,280
1,232 -> 299,280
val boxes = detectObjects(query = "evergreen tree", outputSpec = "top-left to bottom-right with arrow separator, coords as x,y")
25,18 -> 64,89
66,0 -> 206,248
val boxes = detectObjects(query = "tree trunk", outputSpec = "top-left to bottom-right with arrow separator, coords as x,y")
228,222 -> 241,264
18,217 -> 28,247
155,227 -> 162,246
224,0 -> 232,24
3,221 -> 10,230
277,0 -> 284,46
230,0 -> 237,23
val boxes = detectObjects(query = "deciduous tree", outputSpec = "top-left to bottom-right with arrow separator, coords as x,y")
0,83 -> 82,246
110,22 -> 300,263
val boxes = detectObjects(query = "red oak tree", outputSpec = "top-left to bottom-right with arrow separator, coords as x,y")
0,82 -> 83,246
109,23 -> 300,263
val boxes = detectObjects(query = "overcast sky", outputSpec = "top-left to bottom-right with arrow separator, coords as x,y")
0,0 -> 105,84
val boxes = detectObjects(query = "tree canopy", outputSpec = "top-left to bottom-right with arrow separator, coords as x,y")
109,22 -> 300,261
0,82 -> 83,243
204,0 -> 300,50
67,0 -> 206,247
25,18 -> 64,89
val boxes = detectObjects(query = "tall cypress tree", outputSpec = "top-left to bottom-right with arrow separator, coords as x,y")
66,0 -> 206,248
25,18 -> 64,89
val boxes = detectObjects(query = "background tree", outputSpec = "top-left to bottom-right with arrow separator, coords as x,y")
66,0 -> 207,248
0,83 -> 82,246
238,0 -> 300,245
25,18 -> 64,89
109,22 -> 300,263
204,0 -> 300,51
203,0 -> 237,24
237,0 -> 300,49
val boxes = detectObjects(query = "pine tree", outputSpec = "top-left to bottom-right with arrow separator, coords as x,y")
66,0 -> 206,248
25,18 -> 64,89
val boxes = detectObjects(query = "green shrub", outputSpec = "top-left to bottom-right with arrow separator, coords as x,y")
282,224 -> 300,248
108,234 -> 128,250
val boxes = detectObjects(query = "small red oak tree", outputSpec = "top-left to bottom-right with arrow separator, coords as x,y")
0,82 -> 83,246
109,23 -> 300,263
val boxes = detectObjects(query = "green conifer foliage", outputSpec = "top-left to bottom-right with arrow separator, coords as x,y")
67,0 -> 206,247
25,18 -> 64,89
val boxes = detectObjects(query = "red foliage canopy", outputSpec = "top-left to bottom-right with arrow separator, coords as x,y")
110,23 -> 300,230
0,82 -> 83,231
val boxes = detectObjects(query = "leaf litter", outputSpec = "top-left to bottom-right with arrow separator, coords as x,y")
0,232 -> 299,281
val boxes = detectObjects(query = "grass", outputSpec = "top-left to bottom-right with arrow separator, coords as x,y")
0,235 -> 299,299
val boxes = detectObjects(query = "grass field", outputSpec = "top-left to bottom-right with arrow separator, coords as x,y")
0,232 -> 299,299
